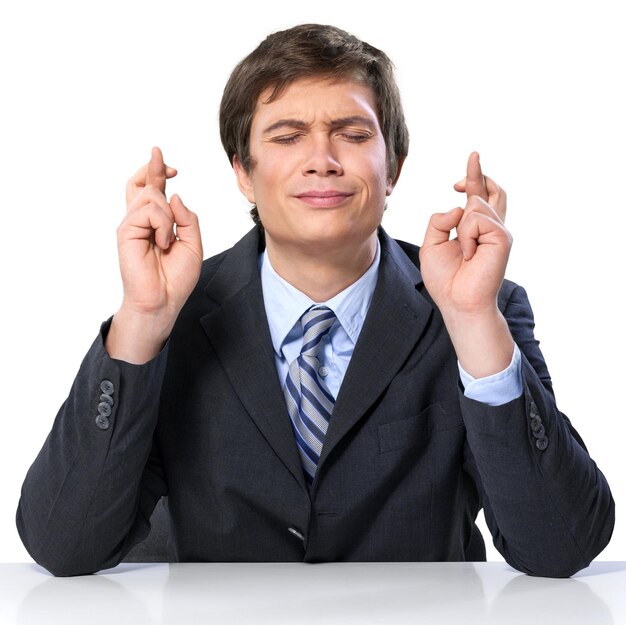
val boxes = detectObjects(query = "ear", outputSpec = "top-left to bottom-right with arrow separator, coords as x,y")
233,155 -> 256,204
386,156 -> 406,196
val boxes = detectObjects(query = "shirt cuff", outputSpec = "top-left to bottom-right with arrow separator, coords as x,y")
458,343 -> 523,406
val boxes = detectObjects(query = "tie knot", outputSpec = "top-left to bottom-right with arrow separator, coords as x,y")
300,306 -> 336,358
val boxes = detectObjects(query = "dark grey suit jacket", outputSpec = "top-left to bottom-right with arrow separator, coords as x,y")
17,227 -> 614,577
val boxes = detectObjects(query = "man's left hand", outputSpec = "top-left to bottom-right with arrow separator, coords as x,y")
419,152 -> 515,378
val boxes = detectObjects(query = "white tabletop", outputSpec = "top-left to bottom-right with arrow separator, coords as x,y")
1,561 -> 624,624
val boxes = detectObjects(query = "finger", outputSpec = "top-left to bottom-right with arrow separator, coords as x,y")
453,152 -> 488,203
119,202 -> 174,250
128,185 -> 175,222
126,160 -> 177,207
466,151 -> 488,201
128,162 -> 178,187
462,194 -> 505,228
126,164 -> 149,206
170,194 -> 203,254
458,213 -> 492,260
146,146 -> 168,193
484,175 -> 507,222
422,207 -> 464,249
463,195 -> 500,219
456,202 -> 511,260
456,174 -> 507,224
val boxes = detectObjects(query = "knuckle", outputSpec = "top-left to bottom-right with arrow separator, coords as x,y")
142,202 -> 163,222
465,196 -> 482,210
116,217 -> 133,237
131,186 -> 150,203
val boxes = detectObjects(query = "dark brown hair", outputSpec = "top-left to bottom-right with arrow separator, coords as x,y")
219,24 -> 410,225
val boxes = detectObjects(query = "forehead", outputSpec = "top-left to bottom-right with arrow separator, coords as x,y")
251,77 -> 381,131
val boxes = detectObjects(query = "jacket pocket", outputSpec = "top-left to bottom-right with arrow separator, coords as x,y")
378,400 -> 463,454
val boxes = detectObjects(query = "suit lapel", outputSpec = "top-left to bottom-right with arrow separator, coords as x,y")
198,226 -> 434,492
199,228 -> 307,491
318,230 -> 434,472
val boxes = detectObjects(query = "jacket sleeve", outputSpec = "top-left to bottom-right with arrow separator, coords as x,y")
16,320 -> 169,576
460,283 -> 615,578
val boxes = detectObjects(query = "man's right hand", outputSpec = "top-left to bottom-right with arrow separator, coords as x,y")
106,147 -> 203,364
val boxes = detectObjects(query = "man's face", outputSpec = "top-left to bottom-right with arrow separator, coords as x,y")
234,77 -> 396,256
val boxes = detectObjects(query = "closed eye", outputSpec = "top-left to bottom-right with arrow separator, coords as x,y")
339,133 -> 371,143
270,134 -> 303,145
269,131 -> 371,145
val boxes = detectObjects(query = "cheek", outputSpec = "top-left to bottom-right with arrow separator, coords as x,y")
357,147 -> 389,185
250,157 -> 290,200
361,159 -> 392,200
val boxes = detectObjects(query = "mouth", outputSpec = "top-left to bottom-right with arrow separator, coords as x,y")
294,190 -> 354,208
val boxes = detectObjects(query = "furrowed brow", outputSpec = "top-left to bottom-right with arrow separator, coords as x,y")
262,116 -> 377,134
263,119 -> 308,134
326,116 -> 376,131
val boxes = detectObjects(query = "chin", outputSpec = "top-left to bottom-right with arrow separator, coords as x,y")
264,212 -> 380,253
300,225 -> 376,254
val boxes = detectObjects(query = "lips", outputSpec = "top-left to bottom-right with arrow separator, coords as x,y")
295,190 -> 354,208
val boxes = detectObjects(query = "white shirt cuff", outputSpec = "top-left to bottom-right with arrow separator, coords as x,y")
458,343 -> 523,407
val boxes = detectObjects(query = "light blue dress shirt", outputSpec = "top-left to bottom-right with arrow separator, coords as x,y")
259,242 -> 522,406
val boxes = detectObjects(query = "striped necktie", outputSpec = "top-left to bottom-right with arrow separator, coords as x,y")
283,306 -> 337,485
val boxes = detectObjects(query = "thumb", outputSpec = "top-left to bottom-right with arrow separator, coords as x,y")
170,194 -> 202,252
422,207 -> 464,249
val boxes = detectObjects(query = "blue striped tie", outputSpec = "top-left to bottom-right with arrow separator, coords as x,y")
284,306 -> 337,485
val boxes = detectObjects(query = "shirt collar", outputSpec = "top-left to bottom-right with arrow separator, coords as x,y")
260,240 -> 381,358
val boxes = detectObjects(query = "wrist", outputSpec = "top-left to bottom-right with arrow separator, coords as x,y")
441,307 -> 514,379
105,306 -> 175,364
439,304 -> 501,333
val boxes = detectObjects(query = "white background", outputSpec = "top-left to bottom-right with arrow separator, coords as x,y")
1,0 -> 623,564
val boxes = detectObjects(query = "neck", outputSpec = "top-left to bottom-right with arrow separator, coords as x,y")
265,231 -> 379,302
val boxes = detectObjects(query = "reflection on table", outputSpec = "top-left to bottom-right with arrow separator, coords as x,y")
2,561 -> 624,625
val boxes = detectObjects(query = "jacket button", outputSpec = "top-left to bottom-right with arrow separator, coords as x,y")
100,393 -> 114,406
530,416 -> 542,432
536,436 -> 549,451
288,527 -> 305,542
100,380 -> 115,395
532,423 -> 546,439
97,402 -> 112,417
95,415 -> 110,430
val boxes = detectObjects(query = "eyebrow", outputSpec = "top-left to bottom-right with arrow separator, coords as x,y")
262,116 -> 376,134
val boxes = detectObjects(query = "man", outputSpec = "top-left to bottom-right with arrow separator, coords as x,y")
17,24 -> 614,577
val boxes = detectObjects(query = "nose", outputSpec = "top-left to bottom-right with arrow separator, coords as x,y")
302,136 -> 343,176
